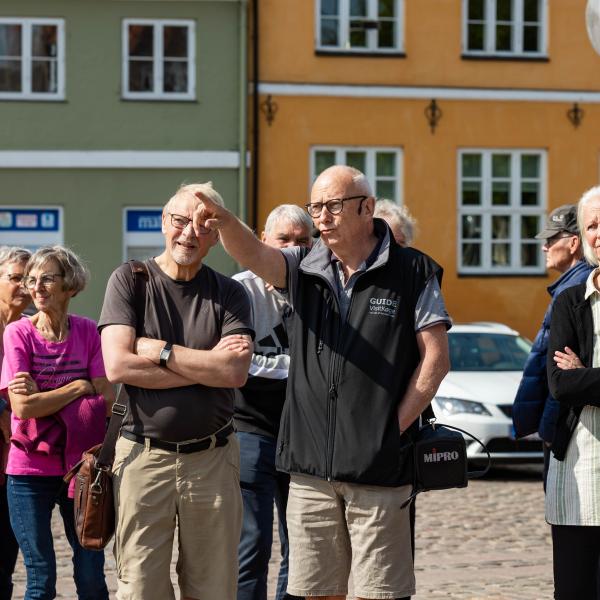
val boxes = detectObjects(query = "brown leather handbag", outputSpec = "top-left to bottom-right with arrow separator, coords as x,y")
64,393 -> 127,550
63,260 -> 148,550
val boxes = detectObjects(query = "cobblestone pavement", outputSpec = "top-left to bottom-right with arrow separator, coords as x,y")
12,465 -> 551,599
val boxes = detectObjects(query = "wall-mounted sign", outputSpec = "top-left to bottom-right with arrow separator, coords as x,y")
123,207 -> 163,261
0,206 -> 63,248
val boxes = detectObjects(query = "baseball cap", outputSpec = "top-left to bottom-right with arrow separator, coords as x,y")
534,204 -> 579,239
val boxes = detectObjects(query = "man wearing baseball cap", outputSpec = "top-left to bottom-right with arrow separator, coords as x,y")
513,204 -> 592,486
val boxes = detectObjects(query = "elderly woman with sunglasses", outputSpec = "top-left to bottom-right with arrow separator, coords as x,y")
0,246 -> 113,600
0,246 -> 31,600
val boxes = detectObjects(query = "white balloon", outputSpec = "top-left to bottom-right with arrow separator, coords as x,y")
586,0 -> 600,55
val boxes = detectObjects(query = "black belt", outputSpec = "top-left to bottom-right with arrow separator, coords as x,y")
121,424 -> 234,454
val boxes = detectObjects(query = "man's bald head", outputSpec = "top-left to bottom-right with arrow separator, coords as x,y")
312,165 -> 373,200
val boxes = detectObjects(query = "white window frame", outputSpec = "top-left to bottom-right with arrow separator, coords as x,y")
0,205 -> 64,247
457,148 -> 547,275
122,19 -> 196,100
310,146 -> 403,204
315,0 -> 404,53
462,0 -> 548,57
0,18 -> 65,101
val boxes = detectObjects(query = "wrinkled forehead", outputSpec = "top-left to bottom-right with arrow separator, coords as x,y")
311,173 -> 359,202
165,191 -> 200,217
0,259 -> 26,275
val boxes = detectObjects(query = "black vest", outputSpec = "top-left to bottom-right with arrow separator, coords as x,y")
276,224 -> 443,487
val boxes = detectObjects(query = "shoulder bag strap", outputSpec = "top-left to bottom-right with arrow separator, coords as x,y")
96,260 -> 149,468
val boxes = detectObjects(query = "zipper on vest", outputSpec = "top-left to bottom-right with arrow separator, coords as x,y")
326,383 -> 337,481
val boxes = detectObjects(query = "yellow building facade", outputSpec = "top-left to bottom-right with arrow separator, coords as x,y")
252,0 -> 600,340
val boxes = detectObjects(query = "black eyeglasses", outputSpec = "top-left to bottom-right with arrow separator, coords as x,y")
169,212 -> 193,230
305,195 -> 367,218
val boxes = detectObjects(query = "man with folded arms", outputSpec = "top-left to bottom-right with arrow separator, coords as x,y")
193,166 -> 451,600
99,183 -> 253,600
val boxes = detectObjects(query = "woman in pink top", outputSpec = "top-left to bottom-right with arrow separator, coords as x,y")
0,246 -> 31,600
0,246 -> 114,600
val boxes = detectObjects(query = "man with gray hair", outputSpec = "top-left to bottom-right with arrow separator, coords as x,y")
99,183 -> 254,600
193,166 -> 451,600
234,204 -> 311,600
374,199 -> 417,247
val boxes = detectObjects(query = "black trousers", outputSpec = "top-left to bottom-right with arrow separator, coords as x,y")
552,524 -> 600,600
0,479 -> 18,600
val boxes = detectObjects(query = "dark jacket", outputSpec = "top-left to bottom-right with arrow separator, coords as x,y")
276,221 -> 444,487
512,260 -> 592,441
547,281 -> 600,460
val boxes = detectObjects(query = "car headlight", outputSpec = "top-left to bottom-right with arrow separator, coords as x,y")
434,397 -> 492,417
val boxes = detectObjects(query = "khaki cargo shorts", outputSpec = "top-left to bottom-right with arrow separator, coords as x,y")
112,434 -> 242,600
286,473 -> 415,599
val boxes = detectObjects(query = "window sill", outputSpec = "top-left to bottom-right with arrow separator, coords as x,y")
461,53 -> 549,62
315,50 -> 406,58
0,95 -> 66,102
121,96 -> 198,103
458,271 -> 547,278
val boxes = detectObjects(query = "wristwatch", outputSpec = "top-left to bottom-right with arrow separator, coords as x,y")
159,342 -> 173,368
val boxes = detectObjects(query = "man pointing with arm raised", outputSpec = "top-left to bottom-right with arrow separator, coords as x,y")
195,166 -> 451,600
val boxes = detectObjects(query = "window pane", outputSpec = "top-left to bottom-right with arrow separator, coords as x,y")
0,24 -> 21,56
129,60 -> 153,92
468,24 -> 485,50
468,0 -> 485,20
129,25 -> 153,57
523,25 -> 539,52
164,61 -> 188,93
521,154 -> 539,177
0,59 -> 21,91
524,0 -> 539,21
346,152 -> 366,172
521,182 -> 539,206
462,181 -> 481,205
462,214 -> 481,238
349,27 -> 367,47
321,18 -> 339,46
496,25 -> 512,51
32,25 -> 57,58
462,243 -> 481,266
376,180 -> 396,200
376,152 -> 396,176
496,0 -> 512,20
492,154 -> 511,177
379,0 -> 395,18
521,243 -> 539,266
462,153 -> 481,177
164,27 -> 187,58
321,0 -> 339,16
378,21 -> 395,48
492,215 -> 510,238
521,215 -> 539,238
492,243 -> 510,266
32,60 -> 57,93
351,0 -> 367,16
492,182 -> 510,205
315,151 -> 336,175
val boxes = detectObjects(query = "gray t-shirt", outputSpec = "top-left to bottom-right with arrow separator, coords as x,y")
98,259 -> 253,442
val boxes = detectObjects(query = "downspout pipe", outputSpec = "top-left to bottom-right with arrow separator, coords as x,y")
238,0 -> 248,223
251,0 -> 259,231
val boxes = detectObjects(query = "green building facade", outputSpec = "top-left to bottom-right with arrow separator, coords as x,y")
0,0 -> 248,318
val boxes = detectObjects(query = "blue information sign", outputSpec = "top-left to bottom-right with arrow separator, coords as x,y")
0,209 -> 60,232
126,210 -> 162,232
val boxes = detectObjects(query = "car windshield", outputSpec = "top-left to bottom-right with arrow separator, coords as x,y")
449,332 -> 532,372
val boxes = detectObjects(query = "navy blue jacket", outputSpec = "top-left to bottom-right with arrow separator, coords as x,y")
512,259 -> 592,442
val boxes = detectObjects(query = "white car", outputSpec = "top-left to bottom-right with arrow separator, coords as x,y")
431,322 -> 543,464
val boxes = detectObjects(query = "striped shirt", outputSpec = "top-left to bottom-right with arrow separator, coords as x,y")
546,268 -> 600,526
